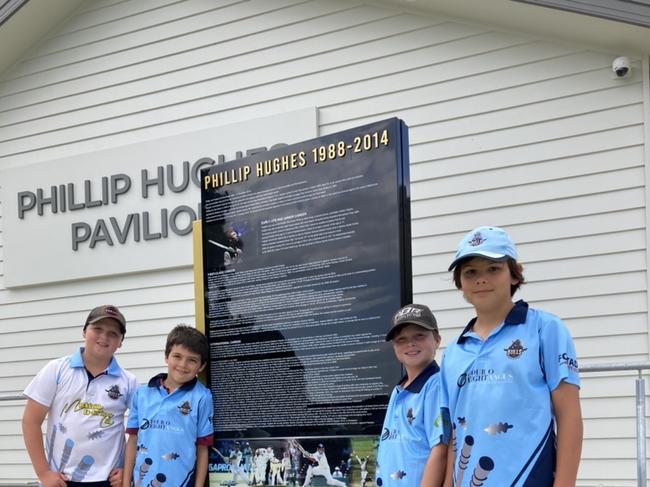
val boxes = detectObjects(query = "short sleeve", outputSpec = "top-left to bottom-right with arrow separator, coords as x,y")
439,349 -> 451,410
197,387 -> 214,439
539,314 -> 580,391
422,375 -> 449,449
23,359 -> 60,408
125,373 -> 139,406
126,386 -> 141,430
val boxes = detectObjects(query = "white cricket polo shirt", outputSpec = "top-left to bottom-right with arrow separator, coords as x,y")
24,347 -> 138,482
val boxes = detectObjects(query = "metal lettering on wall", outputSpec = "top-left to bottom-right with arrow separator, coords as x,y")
0,108 -> 317,287
201,118 -> 412,439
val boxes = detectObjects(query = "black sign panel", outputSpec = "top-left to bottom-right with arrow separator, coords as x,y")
201,118 -> 411,438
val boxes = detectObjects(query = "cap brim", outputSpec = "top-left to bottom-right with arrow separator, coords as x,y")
87,316 -> 126,333
386,323 -> 408,341
386,321 -> 437,341
448,251 -> 509,271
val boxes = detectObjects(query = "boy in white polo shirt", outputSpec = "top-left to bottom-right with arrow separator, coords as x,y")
22,305 -> 138,487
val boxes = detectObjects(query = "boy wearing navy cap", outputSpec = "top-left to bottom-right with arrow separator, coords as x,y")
22,305 -> 138,487
376,304 -> 449,487
436,226 -> 582,487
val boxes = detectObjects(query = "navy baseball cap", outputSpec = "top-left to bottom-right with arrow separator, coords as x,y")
448,226 -> 517,271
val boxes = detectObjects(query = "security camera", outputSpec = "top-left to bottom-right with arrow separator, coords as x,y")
612,56 -> 631,78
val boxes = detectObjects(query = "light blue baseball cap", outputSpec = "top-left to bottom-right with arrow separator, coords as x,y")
448,226 -> 517,271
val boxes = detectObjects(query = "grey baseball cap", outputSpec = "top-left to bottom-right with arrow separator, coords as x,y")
84,304 -> 126,335
386,304 -> 438,341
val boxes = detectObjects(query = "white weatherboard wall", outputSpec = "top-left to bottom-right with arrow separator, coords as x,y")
0,0 -> 647,485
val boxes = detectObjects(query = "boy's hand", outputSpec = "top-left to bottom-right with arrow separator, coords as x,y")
38,470 -> 68,487
109,468 -> 123,487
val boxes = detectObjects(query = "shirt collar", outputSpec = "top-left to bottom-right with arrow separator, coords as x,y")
397,360 -> 440,393
71,347 -> 123,376
457,299 -> 529,344
147,372 -> 198,391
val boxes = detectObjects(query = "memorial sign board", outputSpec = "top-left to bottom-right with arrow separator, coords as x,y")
200,118 -> 411,441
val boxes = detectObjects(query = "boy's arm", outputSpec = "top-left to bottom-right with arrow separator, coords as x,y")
195,444 -> 209,487
442,441 -> 454,487
122,434 -> 138,487
122,381 -> 141,487
419,442 -> 446,487
421,375 -> 449,487
22,398 -> 68,487
551,381 -> 583,487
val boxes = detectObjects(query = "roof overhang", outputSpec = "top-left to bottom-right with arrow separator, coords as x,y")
514,0 -> 650,28
0,0 -> 648,80
0,0 -> 84,76
0,0 -> 29,27
372,0 -> 650,57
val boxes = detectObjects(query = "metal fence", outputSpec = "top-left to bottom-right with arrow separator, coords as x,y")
1,362 -> 649,487
580,361 -> 650,487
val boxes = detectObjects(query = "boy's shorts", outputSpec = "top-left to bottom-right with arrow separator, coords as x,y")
67,482 -> 110,487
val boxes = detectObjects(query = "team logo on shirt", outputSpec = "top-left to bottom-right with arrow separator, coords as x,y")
178,401 -> 192,415
558,352 -> 579,373
504,339 -> 527,359
140,418 -> 182,432
105,384 -> 123,399
62,399 -> 114,427
381,427 -> 400,441
468,232 -> 486,246
457,369 -> 514,387
406,408 -> 415,424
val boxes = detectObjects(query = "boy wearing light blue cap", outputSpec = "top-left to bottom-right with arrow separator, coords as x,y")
432,226 -> 582,487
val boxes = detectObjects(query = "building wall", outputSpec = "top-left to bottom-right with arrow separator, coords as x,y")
0,0 -> 647,484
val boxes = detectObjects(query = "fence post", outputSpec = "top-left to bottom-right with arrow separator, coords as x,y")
636,371 -> 647,487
